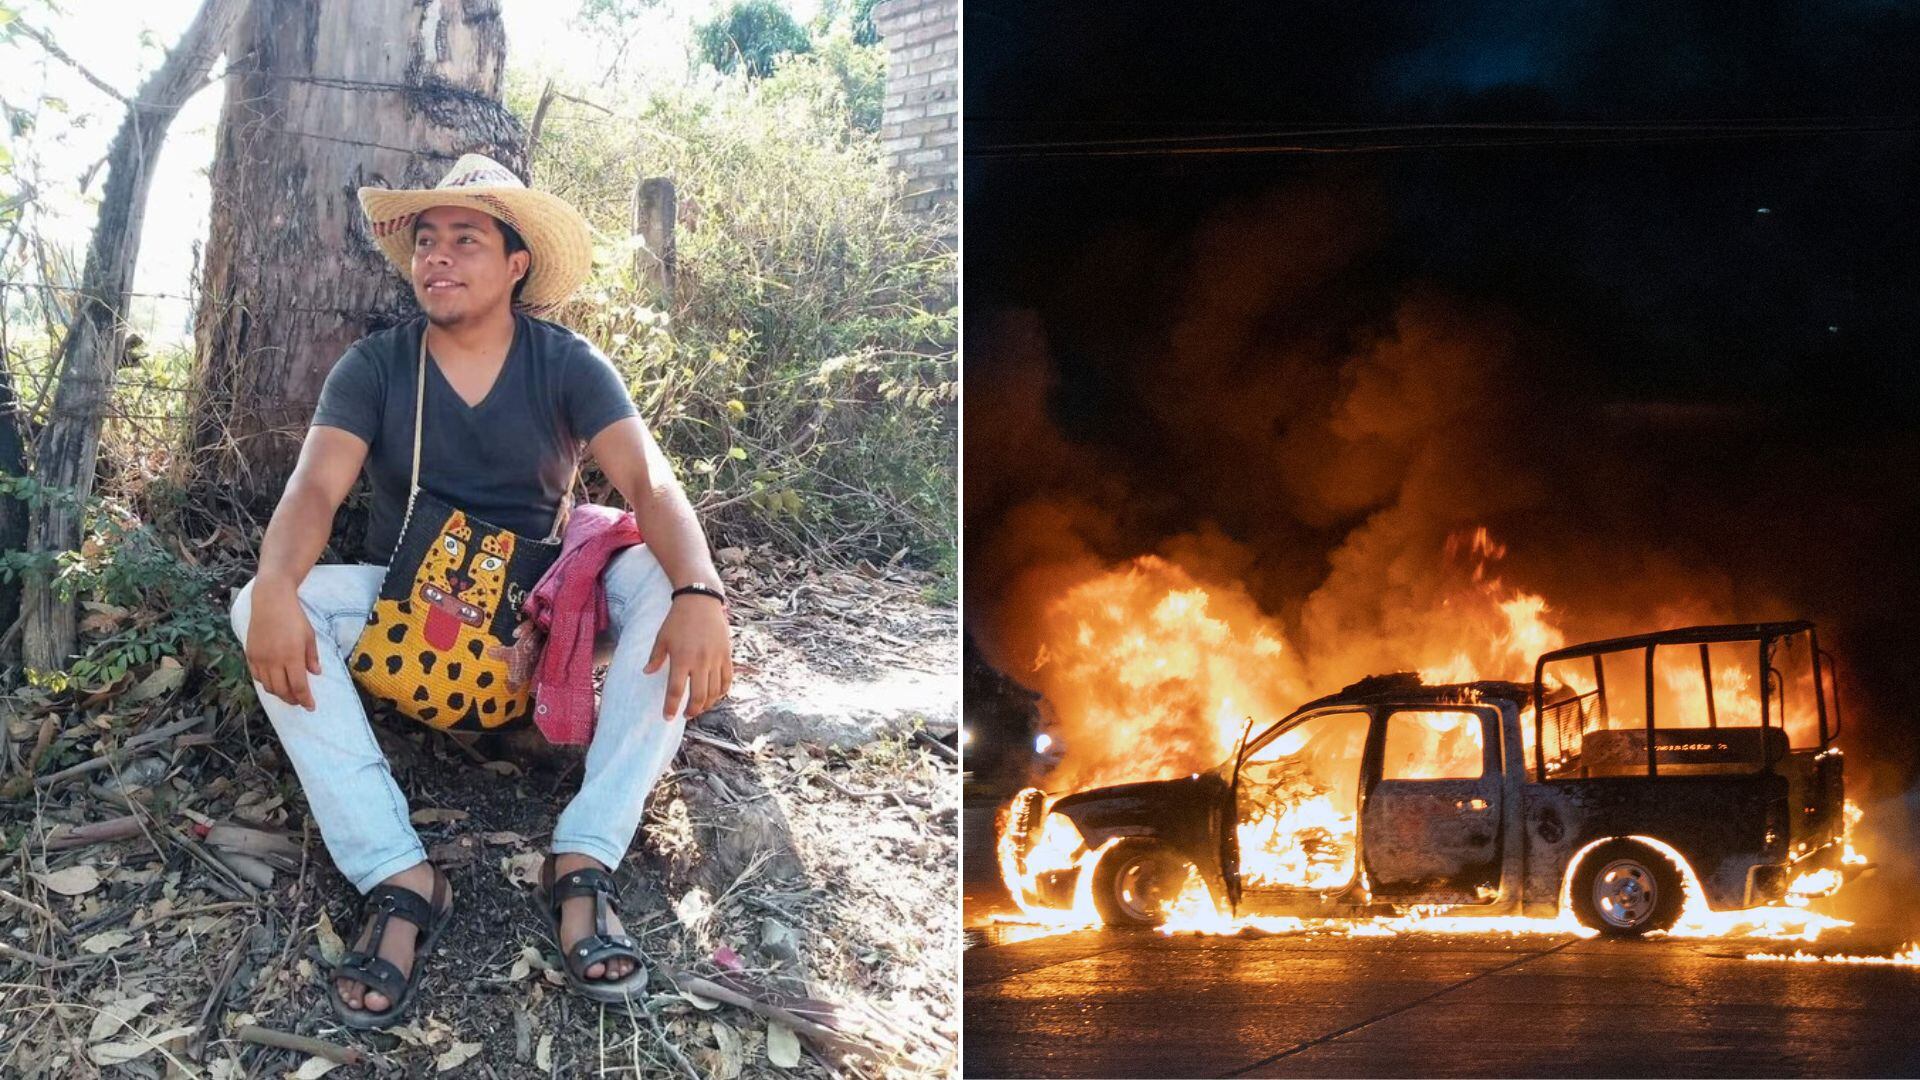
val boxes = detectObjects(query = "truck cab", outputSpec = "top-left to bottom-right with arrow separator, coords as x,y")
1001,621 -> 1851,936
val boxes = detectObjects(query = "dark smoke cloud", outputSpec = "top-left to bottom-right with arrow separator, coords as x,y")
967,176 -> 1920,792
966,0 -> 1920,933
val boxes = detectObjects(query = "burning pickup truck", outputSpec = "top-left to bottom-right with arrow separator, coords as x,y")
1000,621 -> 1854,937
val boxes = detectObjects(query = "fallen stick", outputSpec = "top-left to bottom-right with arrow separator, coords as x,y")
127,900 -> 253,933
191,920 -> 257,1062
634,995 -> 703,1080
661,967 -> 870,1061
435,728 -> 493,767
44,815 -> 145,850
912,729 -> 959,763
162,821 -> 258,899
205,823 -> 302,869
236,1025 -> 366,1067
0,939 -> 144,970
209,848 -> 276,889
34,713 -> 210,789
0,940 -> 60,968
0,887 -> 69,934
816,771 -> 932,809
685,728 -> 752,755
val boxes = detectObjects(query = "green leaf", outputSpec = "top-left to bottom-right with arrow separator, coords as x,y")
727,446 -> 748,461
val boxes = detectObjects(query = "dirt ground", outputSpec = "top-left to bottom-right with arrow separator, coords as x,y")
0,554 -> 958,1078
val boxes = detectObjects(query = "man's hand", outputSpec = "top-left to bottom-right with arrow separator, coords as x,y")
246,577 -> 322,711
644,595 -> 732,719
484,620 -> 543,691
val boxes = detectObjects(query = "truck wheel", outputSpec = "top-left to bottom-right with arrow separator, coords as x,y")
1091,839 -> 1195,928
1572,839 -> 1684,937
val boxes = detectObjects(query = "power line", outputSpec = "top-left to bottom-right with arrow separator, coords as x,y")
966,117 -> 1920,159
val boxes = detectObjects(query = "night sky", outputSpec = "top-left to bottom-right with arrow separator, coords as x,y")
963,2 -> 1920,797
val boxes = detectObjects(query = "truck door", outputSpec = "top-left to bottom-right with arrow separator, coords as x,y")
1361,706 -> 1504,902
1231,708 -> 1371,913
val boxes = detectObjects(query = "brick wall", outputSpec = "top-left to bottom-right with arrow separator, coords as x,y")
873,0 -> 958,217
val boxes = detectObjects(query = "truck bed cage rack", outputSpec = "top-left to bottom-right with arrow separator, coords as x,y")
1531,621 -> 1829,782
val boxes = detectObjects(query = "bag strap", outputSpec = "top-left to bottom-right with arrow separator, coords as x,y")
415,326 -> 580,543
412,332 -> 428,497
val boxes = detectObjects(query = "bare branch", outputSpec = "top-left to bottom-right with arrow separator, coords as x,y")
10,20 -> 131,105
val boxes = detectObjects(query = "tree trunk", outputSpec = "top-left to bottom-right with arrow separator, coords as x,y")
19,0 -> 247,673
0,363 -> 26,662
186,0 -> 525,511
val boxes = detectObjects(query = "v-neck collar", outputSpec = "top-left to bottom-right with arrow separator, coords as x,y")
422,314 -> 521,413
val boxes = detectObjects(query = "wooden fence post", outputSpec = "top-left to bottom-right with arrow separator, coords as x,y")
632,176 -> 676,309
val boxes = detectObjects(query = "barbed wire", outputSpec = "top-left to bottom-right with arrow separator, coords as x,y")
222,70 -> 434,95
0,279 -> 376,318
243,123 -> 462,160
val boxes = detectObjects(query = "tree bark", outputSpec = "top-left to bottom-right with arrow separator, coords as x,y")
185,0 -> 525,511
0,362 -> 26,662
18,0 -> 247,672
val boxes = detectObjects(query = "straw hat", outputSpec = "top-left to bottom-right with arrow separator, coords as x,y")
358,154 -> 593,310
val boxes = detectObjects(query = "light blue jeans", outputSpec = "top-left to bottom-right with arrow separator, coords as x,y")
228,545 -> 684,893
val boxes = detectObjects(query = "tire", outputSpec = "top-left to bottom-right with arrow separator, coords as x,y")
1571,839 -> 1684,937
1090,839 -> 1196,928
1004,788 -> 1048,860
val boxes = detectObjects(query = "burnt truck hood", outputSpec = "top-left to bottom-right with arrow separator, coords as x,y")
1049,774 -> 1230,847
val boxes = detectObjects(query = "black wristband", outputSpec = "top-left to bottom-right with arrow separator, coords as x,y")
671,583 -> 728,606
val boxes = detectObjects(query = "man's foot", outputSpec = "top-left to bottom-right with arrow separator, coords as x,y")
551,853 -> 638,982
334,861 -> 451,1014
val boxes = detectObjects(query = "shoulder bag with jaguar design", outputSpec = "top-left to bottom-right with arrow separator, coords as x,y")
347,333 -> 569,730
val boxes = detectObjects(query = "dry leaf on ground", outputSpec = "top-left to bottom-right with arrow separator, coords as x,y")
766,1022 -> 802,1068
125,660 -> 186,703
502,851 -> 544,888
712,1021 -> 745,1079
507,944 -> 546,981
34,864 -> 101,896
436,1040 -> 483,1071
291,1055 -> 342,1078
87,991 -> 156,1042
674,887 -> 712,933
315,910 -> 346,967
80,930 -> 132,954
86,1024 -> 194,1067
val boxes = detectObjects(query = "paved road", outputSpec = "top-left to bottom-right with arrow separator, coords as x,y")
963,805 -> 1920,1077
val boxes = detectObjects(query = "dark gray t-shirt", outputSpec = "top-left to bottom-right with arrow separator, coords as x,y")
311,314 -> 638,562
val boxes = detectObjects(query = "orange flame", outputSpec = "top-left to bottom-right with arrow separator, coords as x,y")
992,526 -> 1870,947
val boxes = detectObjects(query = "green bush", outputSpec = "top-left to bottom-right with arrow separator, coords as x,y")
764,29 -> 886,135
0,473 -> 250,705
518,66 -> 955,574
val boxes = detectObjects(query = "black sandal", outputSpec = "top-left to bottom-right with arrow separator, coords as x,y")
538,854 -> 649,1003
327,865 -> 455,1030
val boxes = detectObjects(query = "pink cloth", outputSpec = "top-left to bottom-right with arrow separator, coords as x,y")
524,504 -> 644,745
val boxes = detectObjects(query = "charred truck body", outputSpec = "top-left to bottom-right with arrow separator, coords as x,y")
1001,622 -> 1852,937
